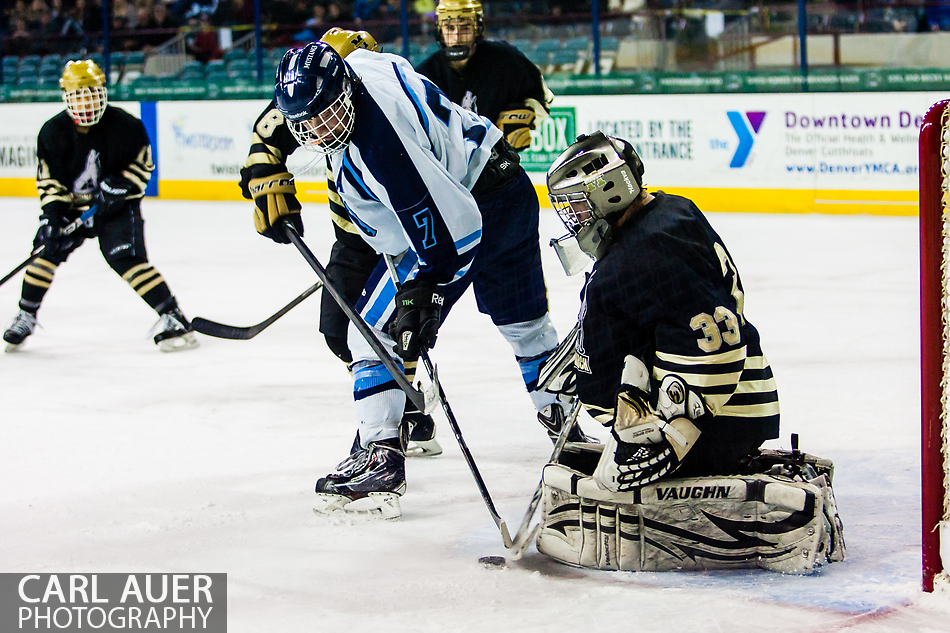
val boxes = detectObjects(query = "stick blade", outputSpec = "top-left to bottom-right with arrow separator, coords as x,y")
191,317 -> 257,340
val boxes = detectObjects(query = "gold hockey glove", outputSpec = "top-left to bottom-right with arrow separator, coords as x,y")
249,171 -> 302,244
496,106 -> 536,151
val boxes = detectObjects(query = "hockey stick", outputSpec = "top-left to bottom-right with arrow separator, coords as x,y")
0,205 -> 98,289
282,221 -> 435,414
508,397 -> 583,560
382,255 -> 514,549
192,281 -> 323,340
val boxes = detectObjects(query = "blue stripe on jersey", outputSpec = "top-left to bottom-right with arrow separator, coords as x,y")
394,62 -> 430,141
455,229 -> 481,252
463,123 -> 487,147
341,150 -> 381,203
353,362 -> 402,401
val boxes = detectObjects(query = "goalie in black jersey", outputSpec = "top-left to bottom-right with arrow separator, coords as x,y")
2,60 -> 197,353
545,132 -> 780,490
416,0 -> 552,153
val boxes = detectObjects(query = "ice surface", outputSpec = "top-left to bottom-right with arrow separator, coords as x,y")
1,198 -> 948,632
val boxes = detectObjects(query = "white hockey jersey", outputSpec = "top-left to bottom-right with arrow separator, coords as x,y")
328,49 -> 503,286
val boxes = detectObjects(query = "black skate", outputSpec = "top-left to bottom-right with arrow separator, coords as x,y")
314,438 -> 406,519
539,403 -> 599,445
3,309 -> 37,352
153,307 -> 199,352
404,408 -> 442,457
347,406 -> 442,459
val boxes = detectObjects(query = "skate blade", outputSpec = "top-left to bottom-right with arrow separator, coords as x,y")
508,523 -> 541,561
4,341 -> 25,353
157,332 -> 200,353
406,438 -> 443,458
313,492 -> 402,520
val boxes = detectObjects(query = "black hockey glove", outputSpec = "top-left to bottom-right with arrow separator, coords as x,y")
34,212 -> 64,257
97,175 -> 136,218
389,280 -> 444,361
241,166 -> 302,244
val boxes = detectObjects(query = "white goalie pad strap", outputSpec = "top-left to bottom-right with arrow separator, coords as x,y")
537,463 -> 845,574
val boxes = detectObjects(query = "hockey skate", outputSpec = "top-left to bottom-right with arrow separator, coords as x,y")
314,438 -> 406,519
404,409 -> 443,457
152,307 -> 199,352
3,309 -> 37,352
538,403 -> 599,445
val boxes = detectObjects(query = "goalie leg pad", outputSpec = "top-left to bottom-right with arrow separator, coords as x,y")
536,447 -> 845,574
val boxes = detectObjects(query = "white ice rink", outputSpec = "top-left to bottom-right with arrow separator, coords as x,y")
2,197 -> 949,632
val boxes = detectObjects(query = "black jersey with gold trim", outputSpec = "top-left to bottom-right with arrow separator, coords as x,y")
575,191 -> 779,443
415,40 -> 549,126
36,106 -> 153,218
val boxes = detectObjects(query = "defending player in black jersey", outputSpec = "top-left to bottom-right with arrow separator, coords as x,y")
416,0 -> 552,152
2,60 -> 198,353
545,132 -> 780,490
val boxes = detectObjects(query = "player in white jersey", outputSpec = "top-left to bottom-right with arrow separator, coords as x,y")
260,41 -> 583,517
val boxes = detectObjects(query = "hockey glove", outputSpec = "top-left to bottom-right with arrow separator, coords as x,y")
34,212 -> 64,257
243,168 -> 302,244
593,356 -> 704,491
496,105 -> 536,152
97,175 -> 136,218
389,280 -> 444,361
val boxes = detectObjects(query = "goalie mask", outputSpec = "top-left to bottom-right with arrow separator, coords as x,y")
275,42 -> 356,155
60,60 -> 107,127
435,0 -> 484,62
546,132 -> 644,271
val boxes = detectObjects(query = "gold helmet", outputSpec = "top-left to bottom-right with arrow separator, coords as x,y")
435,0 -> 484,62
320,27 -> 379,58
60,60 -> 107,126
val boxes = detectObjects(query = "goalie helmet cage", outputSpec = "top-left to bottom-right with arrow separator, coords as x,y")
920,98 -> 950,593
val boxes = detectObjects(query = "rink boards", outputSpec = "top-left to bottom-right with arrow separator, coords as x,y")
0,91 -> 940,216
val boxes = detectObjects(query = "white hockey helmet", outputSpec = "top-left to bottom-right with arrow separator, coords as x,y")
546,132 -> 644,270
60,60 -> 107,126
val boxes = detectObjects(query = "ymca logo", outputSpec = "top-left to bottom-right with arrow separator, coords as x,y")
726,111 -> 766,168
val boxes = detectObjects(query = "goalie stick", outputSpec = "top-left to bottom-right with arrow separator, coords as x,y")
191,281 -> 323,340
0,205 -> 98,289
508,397 -> 583,560
282,221 -> 436,415
381,254 -> 513,548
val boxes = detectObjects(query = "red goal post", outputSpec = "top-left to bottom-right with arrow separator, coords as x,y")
920,99 -> 950,593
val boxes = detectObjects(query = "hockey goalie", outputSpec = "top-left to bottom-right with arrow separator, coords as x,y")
533,132 -> 846,573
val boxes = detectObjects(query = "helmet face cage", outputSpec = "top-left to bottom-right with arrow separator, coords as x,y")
60,60 -> 107,126
286,80 -> 355,154
435,0 -> 483,60
275,42 -> 356,155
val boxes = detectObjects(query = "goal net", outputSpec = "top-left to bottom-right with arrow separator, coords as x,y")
920,99 -> 950,593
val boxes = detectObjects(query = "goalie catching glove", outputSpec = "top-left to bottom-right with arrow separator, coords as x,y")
593,355 -> 706,491
241,166 -> 302,244
496,104 -> 536,152
389,280 -> 444,361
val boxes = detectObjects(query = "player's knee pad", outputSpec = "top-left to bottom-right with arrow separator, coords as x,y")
536,444 -> 846,574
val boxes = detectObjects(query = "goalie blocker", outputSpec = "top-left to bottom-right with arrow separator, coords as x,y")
536,445 -> 846,574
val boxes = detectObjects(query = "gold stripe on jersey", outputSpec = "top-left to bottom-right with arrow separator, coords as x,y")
245,133 -> 285,167
120,146 -> 154,197
719,398 -> 780,419
37,159 -> 71,206
582,402 -> 614,426
327,164 -> 360,235
24,259 -> 58,289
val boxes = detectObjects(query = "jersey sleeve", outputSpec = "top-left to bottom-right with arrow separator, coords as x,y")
114,116 -> 154,200
35,120 -> 72,216
240,101 -> 302,196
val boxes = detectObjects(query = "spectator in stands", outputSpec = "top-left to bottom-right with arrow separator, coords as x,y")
138,2 -> 183,48
6,16 -> 32,56
185,12 -> 222,62
927,0 -> 950,30
353,0 -> 382,22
